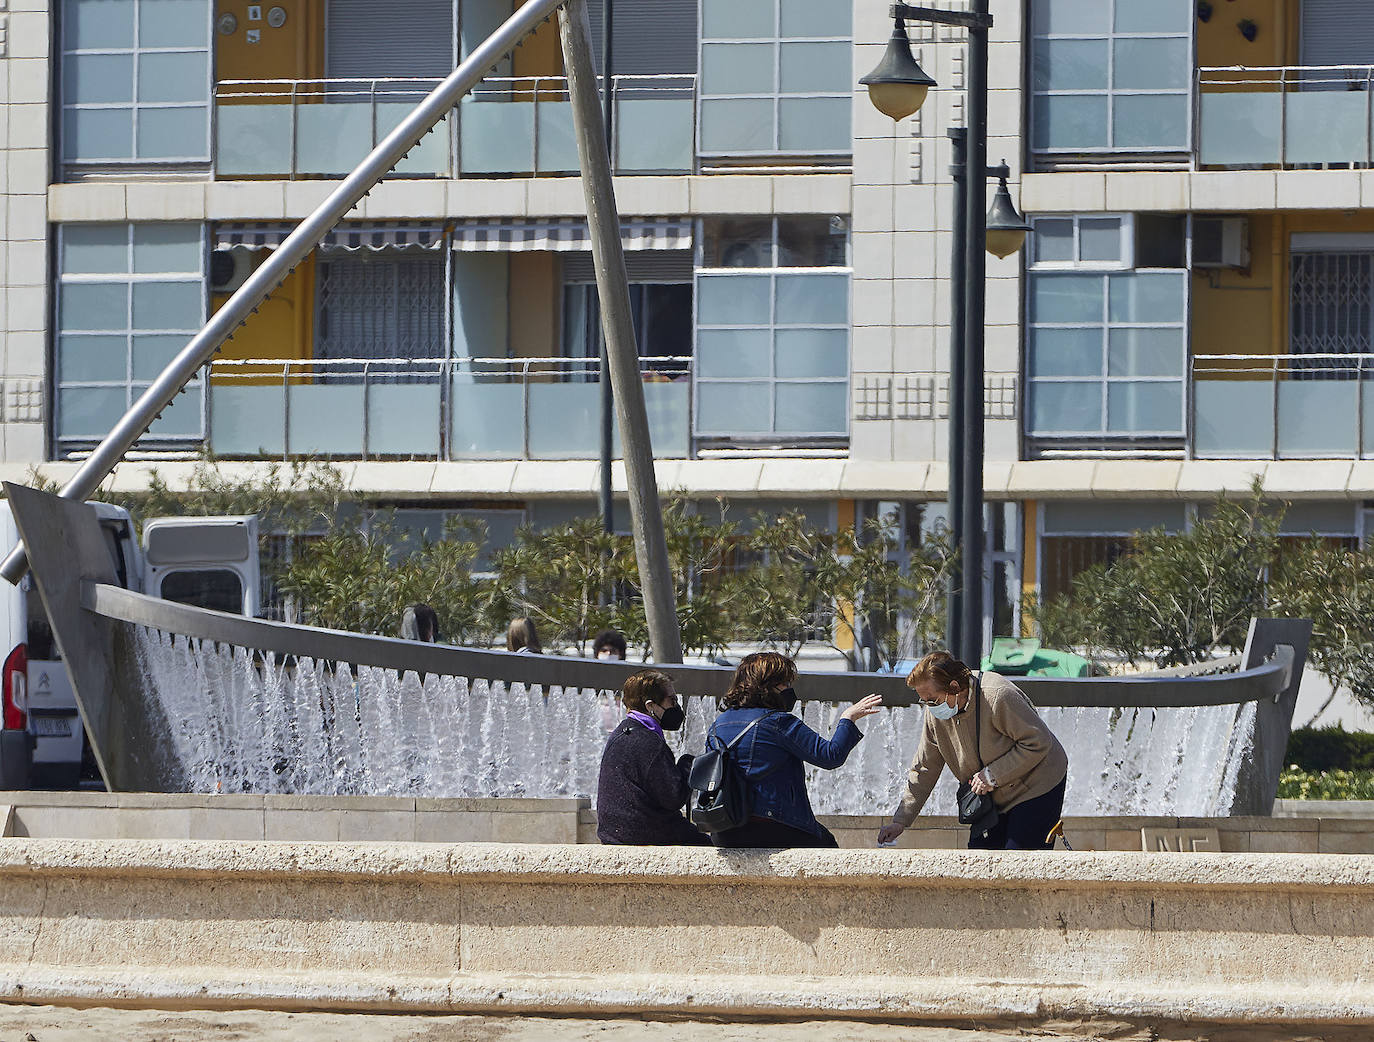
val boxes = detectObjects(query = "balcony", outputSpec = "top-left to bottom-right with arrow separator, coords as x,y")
1192,354 -> 1374,459
206,356 -> 691,461
1197,65 -> 1374,169
214,75 -> 696,180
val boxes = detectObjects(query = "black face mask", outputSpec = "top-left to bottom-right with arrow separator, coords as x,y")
657,703 -> 685,731
777,686 -> 797,714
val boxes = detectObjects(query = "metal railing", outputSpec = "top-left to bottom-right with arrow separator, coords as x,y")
1197,64 -> 1374,169
214,74 -> 697,179
206,355 -> 692,461
1191,353 -> 1374,459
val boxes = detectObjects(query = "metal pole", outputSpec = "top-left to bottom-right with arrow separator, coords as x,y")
598,0 -> 616,539
959,0 -> 990,665
559,0 -> 684,663
0,0 -> 569,585
945,127 -> 967,658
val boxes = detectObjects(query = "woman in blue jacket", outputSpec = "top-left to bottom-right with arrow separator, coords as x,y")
707,651 -> 883,849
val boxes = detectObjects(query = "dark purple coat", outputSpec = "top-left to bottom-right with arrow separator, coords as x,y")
596,718 -> 711,845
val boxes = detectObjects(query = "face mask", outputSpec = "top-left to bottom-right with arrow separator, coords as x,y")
657,703 -> 685,731
778,686 -> 798,714
927,700 -> 959,721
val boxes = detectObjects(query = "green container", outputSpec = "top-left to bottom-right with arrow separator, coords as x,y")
981,637 -> 1090,678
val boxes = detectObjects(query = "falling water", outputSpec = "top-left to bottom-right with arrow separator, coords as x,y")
132,625 -> 1257,815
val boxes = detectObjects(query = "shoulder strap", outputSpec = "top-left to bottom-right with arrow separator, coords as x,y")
972,674 -> 985,769
724,712 -> 767,752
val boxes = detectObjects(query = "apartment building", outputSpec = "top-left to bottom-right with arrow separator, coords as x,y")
2,0 -> 1372,647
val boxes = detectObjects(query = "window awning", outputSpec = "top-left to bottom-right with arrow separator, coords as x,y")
213,218 -> 693,254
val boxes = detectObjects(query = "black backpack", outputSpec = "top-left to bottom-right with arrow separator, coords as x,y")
688,714 -> 767,834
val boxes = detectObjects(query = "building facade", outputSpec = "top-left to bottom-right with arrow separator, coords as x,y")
3,0 -> 1373,647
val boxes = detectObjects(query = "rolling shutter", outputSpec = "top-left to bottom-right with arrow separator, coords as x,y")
585,0 -> 697,75
326,0 -> 455,80
1301,0 -> 1374,67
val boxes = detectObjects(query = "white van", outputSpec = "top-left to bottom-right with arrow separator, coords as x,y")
0,503 -> 260,790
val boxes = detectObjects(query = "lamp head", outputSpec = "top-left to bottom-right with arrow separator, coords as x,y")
984,172 -> 1032,259
860,17 -> 936,121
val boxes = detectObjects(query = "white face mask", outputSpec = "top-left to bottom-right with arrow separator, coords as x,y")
927,700 -> 959,721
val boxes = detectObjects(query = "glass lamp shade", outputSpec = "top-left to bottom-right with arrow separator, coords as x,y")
985,177 -> 1032,259
859,19 -> 936,122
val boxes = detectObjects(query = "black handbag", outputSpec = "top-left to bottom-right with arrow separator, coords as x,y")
688,713 -> 767,834
956,677 -> 1001,839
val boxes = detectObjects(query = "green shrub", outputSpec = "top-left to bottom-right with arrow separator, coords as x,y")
1285,726 -> 1374,772
1277,767 -> 1374,800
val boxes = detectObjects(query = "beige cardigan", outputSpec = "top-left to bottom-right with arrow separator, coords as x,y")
892,671 -> 1068,827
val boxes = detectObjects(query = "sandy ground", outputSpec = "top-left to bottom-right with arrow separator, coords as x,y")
0,1007 -> 1362,1042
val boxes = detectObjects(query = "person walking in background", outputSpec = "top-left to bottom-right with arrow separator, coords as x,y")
400,603 -> 440,643
597,669 -> 710,846
706,652 -> 883,849
877,651 -> 1068,850
592,629 -> 627,660
506,616 -> 541,654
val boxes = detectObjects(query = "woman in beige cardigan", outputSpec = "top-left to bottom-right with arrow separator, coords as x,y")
877,651 -> 1068,850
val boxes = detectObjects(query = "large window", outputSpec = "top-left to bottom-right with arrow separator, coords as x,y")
698,0 -> 852,158
1030,0 -> 1191,157
695,217 -> 850,441
56,223 -> 207,450
60,0 -> 212,166
561,251 -> 693,376
1026,214 -> 1188,444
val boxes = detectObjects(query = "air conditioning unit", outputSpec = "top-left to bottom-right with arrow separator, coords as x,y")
209,248 -> 254,294
1193,217 -> 1250,269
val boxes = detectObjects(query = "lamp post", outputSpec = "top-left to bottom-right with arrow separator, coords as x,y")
861,3 -> 1030,664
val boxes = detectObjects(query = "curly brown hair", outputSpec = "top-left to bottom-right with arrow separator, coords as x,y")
621,669 -> 674,713
905,650 -> 972,692
721,651 -> 797,711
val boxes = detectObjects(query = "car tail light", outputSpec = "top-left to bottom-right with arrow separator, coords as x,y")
3,643 -> 26,730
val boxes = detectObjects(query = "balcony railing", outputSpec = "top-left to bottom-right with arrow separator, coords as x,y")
214,75 -> 696,180
207,356 -> 691,461
1197,65 -> 1374,170
1192,354 -> 1374,459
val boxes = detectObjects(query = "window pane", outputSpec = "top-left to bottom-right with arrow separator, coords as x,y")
1108,328 -> 1184,377
1032,0 -> 1110,35
775,329 -> 848,378
1033,38 -> 1108,92
780,42 -> 851,94
699,98 -> 774,152
698,274 -> 771,324
136,105 -> 209,159
1033,95 -> 1108,150
59,386 -> 128,439
703,218 -> 774,267
65,107 -> 134,161
1079,218 -> 1122,263
137,382 -> 203,436
1113,38 -> 1189,91
702,0 -> 773,38
1030,327 -> 1103,378
778,217 -> 846,266
64,53 -> 134,104
61,282 -> 128,331
133,224 -> 202,273
701,42 -> 775,95
776,382 -> 846,433
1108,272 -> 1185,323
59,334 -> 128,383
781,0 -> 850,37
698,329 -> 772,377
132,333 -> 190,380
1029,381 -> 1103,433
1033,219 -> 1074,263
63,225 -> 129,274
138,0 -> 210,48
1107,381 -> 1183,433
138,51 -> 209,104
67,0 -> 135,49
132,280 -> 202,328
1029,273 -> 1103,324
696,382 -> 772,433
779,97 -> 850,152
1115,0 -> 1191,33
1112,94 -> 1188,149
775,273 -> 847,324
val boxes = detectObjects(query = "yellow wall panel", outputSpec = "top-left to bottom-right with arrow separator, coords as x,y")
212,252 -> 316,379
215,0 -> 325,89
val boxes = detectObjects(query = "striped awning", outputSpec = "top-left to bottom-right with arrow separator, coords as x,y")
213,218 -> 692,254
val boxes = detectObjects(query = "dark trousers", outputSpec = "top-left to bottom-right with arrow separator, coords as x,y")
968,776 -> 1067,851
713,816 -> 839,849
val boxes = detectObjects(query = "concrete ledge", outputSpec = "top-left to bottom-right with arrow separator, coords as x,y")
0,840 -> 1372,1024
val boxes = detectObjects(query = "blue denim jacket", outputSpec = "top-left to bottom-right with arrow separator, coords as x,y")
708,708 -> 863,837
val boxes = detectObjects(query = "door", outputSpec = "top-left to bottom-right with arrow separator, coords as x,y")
142,516 -> 261,617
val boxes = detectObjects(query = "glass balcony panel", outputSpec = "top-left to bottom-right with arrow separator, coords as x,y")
287,383 -> 365,455
696,381 -> 772,434
639,382 -> 690,458
376,103 -> 450,176
1109,272 -> 1185,323
68,0 -> 135,48
1108,328 -> 1184,377
701,42 -> 775,95
1115,0 -> 1190,33
1112,94 -> 1188,150
1199,92 -> 1281,166
138,0 -> 210,48
1277,380 -> 1358,456
775,273 -> 848,324
137,382 -> 203,437
1193,379 -> 1275,457
529,383 -> 600,458
450,380 -> 524,457
61,283 -> 129,332
1032,0 -> 1109,36
59,335 -> 127,384
210,384 -> 286,456
778,97 -> 850,152
1028,381 -> 1102,434
702,0 -> 773,38
62,226 -> 129,274
698,329 -> 771,378
296,101 -> 372,176
535,100 -> 579,173
1285,91 -> 1368,166
64,54 -> 134,104
1033,94 -> 1108,150
1106,381 -> 1183,434
1032,38 -> 1108,92
58,387 -> 127,440
132,333 -> 189,380
132,281 -> 201,328
616,97 -> 693,172
136,105 -> 209,159
133,224 -> 201,273
65,107 -> 134,161
699,97 -> 774,153
1365,379 -> 1374,457
779,42 -> 851,94
698,274 -> 771,325
366,383 -> 442,456
138,52 -> 208,104
775,328 -> 848,378
1029,273 -> 1103,324
1030,327 -> 1102,378
775,381 -> 846,434
216,103 -> 293,176
1113,39 -> 1189,91
460,98 -> 534,175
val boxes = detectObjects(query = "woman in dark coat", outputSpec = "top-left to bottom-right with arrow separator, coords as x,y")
596,669 -> 711,845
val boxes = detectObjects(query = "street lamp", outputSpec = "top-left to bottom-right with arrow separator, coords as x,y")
860,2 -> 1030,665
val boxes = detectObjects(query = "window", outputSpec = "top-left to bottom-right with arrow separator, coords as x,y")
315,254 -> 446,368
60,0 -> 211,166
1039,501 -> 1186,602
1030,0 -> 1191,157
56,223 -> 206,451
158,569 -> 244,614
561,251 -> 693,377
698,0 -> 852,158
1026,214 -> 1188,442
695,217 -> 850,440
